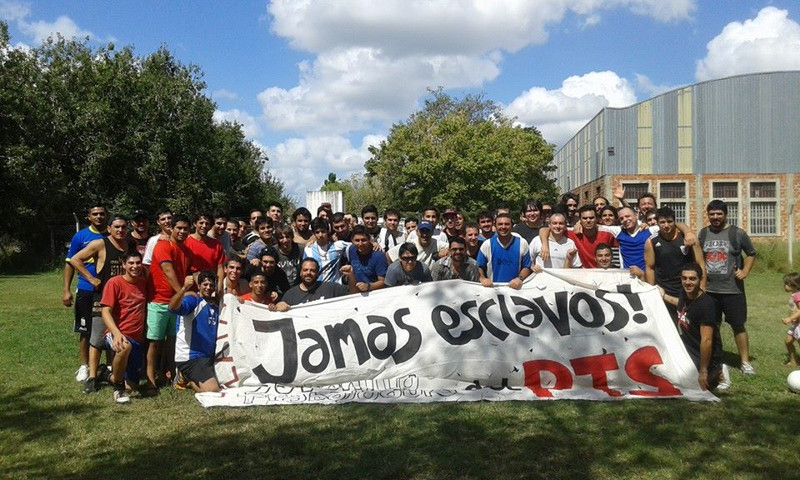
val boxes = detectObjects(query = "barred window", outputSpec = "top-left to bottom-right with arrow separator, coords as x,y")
660,182 -> 685,199
725,203 -> 739,227
622,182 -> 649,205
750,182 -> 776,198
712,182 -> 738,198
662,202 -> 687,224
750,202 -> 776,235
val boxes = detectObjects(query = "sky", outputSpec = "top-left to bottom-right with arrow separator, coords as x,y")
2,0 -> 800,204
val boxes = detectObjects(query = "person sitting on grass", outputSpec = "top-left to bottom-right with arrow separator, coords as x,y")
169,271 -> 221,393
99,250 -> 148,404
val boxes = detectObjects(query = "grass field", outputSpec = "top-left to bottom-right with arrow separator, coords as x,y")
0,270 -> 798,480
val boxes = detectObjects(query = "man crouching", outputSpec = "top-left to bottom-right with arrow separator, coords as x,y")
169,271 -> 221,392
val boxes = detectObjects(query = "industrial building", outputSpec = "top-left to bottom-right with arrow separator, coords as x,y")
553,71 -> 799,240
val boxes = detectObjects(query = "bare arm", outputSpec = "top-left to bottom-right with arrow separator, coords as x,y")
736,254 -> 755,280
691,242 -> 707,291
62,263 -> 75,307
69,239 -> 104,289
101,305 -> 127,352
698,324 -> 714,390
169,276 -> 195,311
159,261 -> 184,294
644,239 -> 656,286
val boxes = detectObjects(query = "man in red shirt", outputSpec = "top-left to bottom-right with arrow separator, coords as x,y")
185,212 -> 225,294
566,206 -> 617,268
146,214 -> 194,394
100,250 -> 148,404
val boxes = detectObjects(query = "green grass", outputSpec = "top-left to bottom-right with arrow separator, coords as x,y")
0,270 -> 797,480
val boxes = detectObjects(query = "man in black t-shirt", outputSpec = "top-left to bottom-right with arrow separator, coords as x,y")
270,258 -> 348,311
661,263 -> 729,391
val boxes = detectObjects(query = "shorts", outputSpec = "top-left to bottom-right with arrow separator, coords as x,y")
102,333 -> 143,384
708,292 -> 748,327
176,356 -> 216,384
146,303 -> 176,341
73,290 -> 94,334
788,323 -> 800,341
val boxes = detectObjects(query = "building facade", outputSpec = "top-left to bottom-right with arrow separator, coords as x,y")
553,71 -> 800,240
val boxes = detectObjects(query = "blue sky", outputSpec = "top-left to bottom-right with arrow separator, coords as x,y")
2,1 -> 799,204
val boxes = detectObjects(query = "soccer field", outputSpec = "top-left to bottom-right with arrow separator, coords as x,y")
0,270 -> 796,480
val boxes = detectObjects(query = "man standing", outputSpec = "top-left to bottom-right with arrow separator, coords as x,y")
185,213 -> 225,294
63,203 -> 108,382
291,207 -> 313,247
169,272 -> 221,393
384,243 -> 432,287
477,211 -> 495,241
208,209 -> 232,260
99,250 -> 148,404
127,210 -> 150,256
661,263 -> 729,391
70,215 -> 135,392
376,208 -> 403,251
512,199 -> 544,243
699,200 -> 757,375
143,208 -> 172,270
441,208 -> 461,242
331,212 -> 353,242
529,213 -> 582,270
245,217 -> 276,265
645,206 -> 705,321
477,213 -> 532,289
304,218 -> 349,284
270,258 -> 349,311
341,225 -> 387,294
146,214 -> 194,394
267,201 -> 283,228
361,205 -> 382,242
387,221 -> 448,267
431,237 -> 480,282
243,208 -> 264,247
406,206 -> 448,244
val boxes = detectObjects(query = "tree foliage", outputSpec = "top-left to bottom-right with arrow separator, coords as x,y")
320,172 -> 388,214
365,89 -> 558,218
0,23 -> 287,257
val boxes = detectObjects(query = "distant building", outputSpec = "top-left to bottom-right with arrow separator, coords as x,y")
553,71 -> 800,240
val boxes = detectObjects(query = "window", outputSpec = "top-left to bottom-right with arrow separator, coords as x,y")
622,182 -> 650,208
659,182 -> 687,223
711,181 -> 740,227
749,181 -> 778,235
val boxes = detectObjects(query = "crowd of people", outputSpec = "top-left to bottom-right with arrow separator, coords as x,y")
62,186 -> 769,403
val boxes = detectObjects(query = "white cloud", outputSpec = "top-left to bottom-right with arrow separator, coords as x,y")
213,89 -> 239,101
261,0 -> 695,137
0,0 -> 30,22
267,134 -> 384,201
696,7 -> 800,81
505,71 -> 637,146
634,73 -> 682,97
213,109 -> 262,139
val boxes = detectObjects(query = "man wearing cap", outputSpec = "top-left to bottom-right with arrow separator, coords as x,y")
406,206 -> 448,244
477,213 -> 532,290
441,208 -> 462,243
387,220 -> 448,267
128,210 -> 151,256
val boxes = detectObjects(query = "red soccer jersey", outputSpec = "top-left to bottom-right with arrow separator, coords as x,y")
567,229 -> 617,268
185,235 -> 224,273
149,239 -> 193,303
100,275 -> 148,342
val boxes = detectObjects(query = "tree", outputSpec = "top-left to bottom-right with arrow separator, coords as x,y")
365,89 -> 558,219
320,172 -> 388,214
0,23 -> 289,261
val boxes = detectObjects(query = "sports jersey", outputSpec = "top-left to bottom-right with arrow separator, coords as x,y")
477,234 -> 531,282
173,295 -> 219,361
66,226 -> 108,291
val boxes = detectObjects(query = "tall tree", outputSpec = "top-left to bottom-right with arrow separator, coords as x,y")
365,89 -> 558,218
0,24 -> 289,259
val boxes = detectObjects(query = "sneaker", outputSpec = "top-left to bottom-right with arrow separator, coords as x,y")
97,365 -> 112,384
82,377 -> 96,394
75,365 -> 89,382
113,385 -> 130,404
740,362 -> 756,376
717,364 -> 731,391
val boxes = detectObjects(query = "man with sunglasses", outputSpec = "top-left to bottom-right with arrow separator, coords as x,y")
384,243 -> 432,287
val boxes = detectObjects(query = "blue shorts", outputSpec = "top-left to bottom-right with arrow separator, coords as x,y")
102,333 -> 143,385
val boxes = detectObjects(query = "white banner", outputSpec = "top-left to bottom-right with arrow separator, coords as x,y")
197,270 -> 718,407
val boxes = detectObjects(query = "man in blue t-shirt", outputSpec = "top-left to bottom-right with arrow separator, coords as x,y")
169,271 -> 220,393
340,225 -> 387,294
476,213 -> 531,290
62,204 -> 109,382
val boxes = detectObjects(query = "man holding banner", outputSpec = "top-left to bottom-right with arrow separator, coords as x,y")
477,213 -> 531,289
270,258 -> 348,311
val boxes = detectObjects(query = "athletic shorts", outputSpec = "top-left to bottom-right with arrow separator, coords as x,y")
102,333 -> 143,385
146,302 -> 176,341
73,290 -> 94,334
176,356 -> 216,384
708,292 -> 748,327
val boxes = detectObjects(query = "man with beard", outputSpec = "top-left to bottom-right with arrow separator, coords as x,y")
270,258 -> 349,311
291,207 -> 313,247
127,210 -> 150,256
699,199 -> 757,375
431,237 -> 480,282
